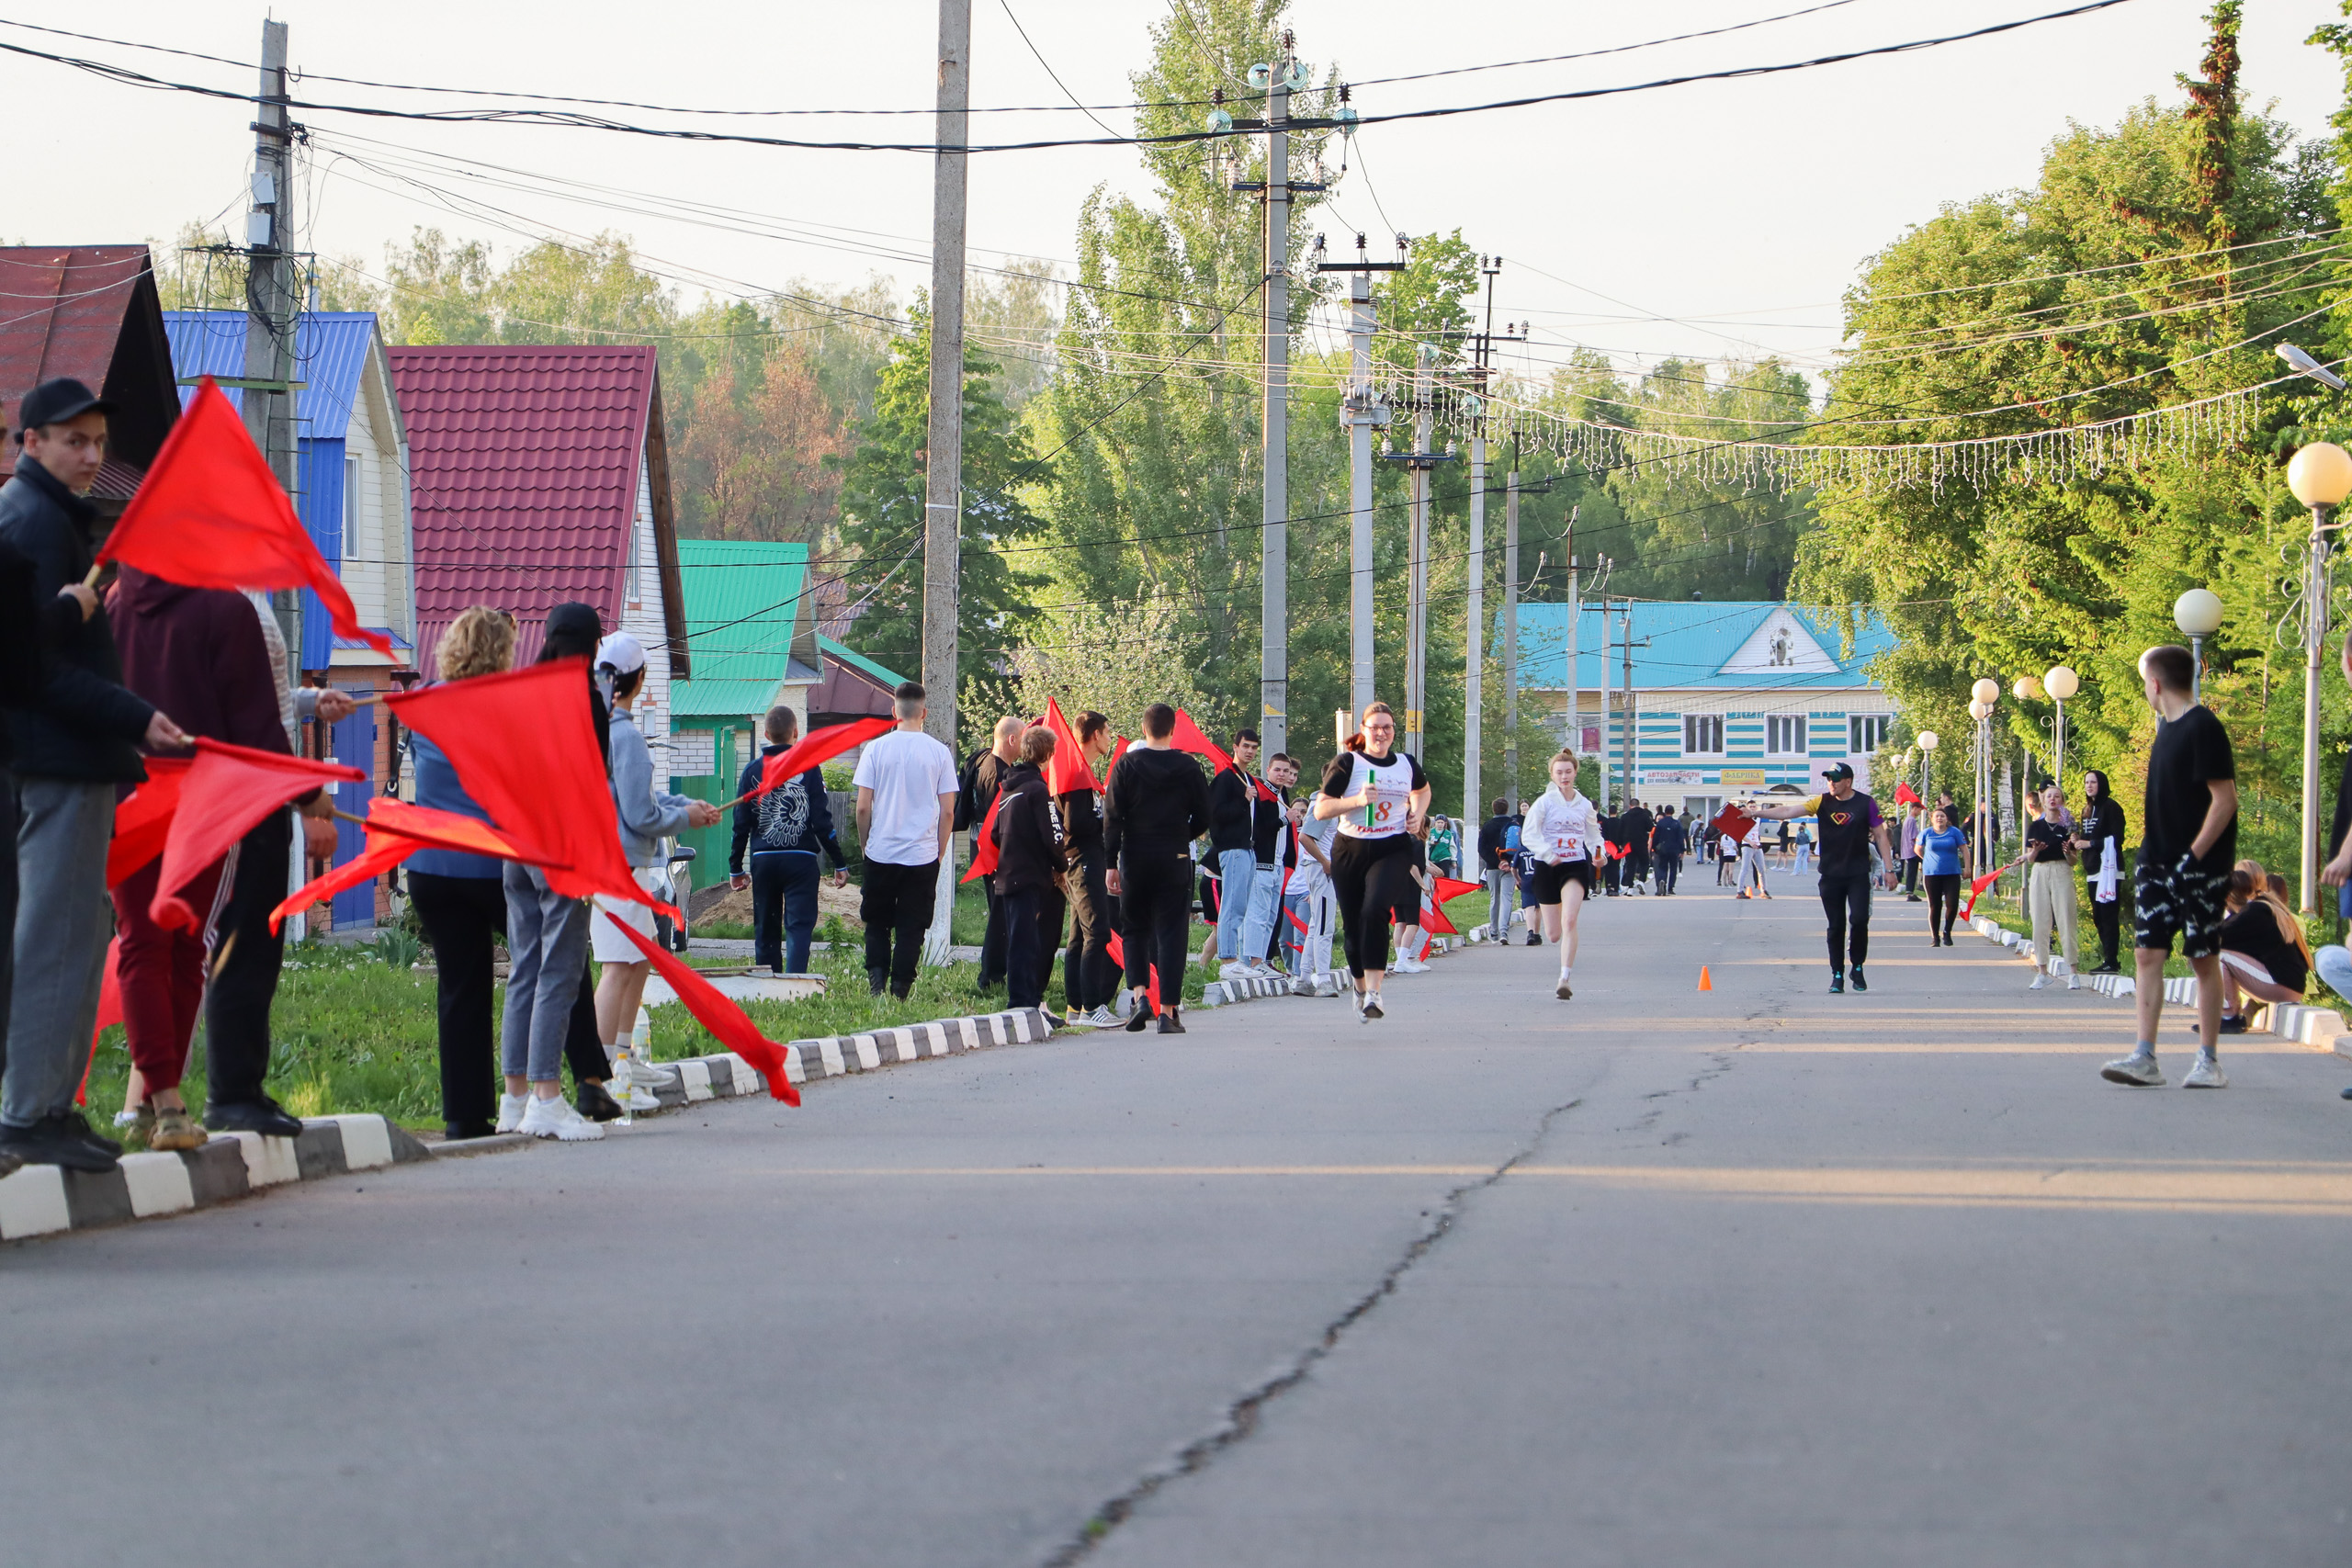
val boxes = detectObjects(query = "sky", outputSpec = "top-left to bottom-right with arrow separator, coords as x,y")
1,0 -> 2340,387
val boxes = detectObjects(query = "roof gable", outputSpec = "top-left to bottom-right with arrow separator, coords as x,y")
0,245 -> 179,481
1717,606 -> 1839,676
1507,600 -> 1894,691
164,310 -> 386,443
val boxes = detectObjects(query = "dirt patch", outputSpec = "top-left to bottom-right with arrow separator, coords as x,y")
691,877 -> 865,929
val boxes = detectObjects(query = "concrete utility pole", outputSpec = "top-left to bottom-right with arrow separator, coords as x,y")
1406,346 -> 1433,761
922,0 -> 969,965
1564,507 -> 1578,769
1503,469 -> 1520,804
1620,605 -> 1638,807
1258,34 -> 1293,757
1459,258 -> 1522,823
1317,235 -> 1402,719
243,20 -> 300,664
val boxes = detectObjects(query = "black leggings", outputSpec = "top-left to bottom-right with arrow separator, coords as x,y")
2089,895 -> 2121,968
1820,871 -> 1872,971
1924,873 -> 1960,941
1331,834 -> 1420,977
1064,847 -> 1119,1011
1119,847 -> 1193,1004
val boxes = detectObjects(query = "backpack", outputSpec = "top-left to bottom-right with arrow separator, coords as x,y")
1502,822 -> 1522,853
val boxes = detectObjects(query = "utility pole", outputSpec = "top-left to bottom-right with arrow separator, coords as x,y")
243,20 -> 300,662
1407,347 -> 1433,761
1259,34 -> 1293,757
1317,234 -> 1402,719
1620,605 -> 1639,807
1459,259 -> 1524,824
1503,469 -> 1519,807
1564,507 -> 1577,771
922,0 -> 969,966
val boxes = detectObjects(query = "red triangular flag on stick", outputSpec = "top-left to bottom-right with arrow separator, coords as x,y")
388,659 -> 674,917
1960,854 -> 2028,921
1041,697 -> 1102,795
603,915 -> 800,1105
962,793 -> 1003,885
737,716 -> 894,807
1423,899 -> 1461,936
150,739 -> 364,931
267,799 -> 563,933
1432,874 -> 1484,904
270,833 -> 414,933
107,753 -> 192,888
1103,931 -> 1162,1013
1894,781 -> 1923,806
98,379 -> 390,655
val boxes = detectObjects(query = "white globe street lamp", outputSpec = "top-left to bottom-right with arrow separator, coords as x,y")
2172,587 -> 2223,702
2042,665 -> 2077,791
2287,443 -> 2352,913
1917,729 -> 1939,807
1971,677 -> 2000,705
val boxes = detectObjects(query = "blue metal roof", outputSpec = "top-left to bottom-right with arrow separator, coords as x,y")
163,310 -> 380,442
1505,601 -> 1894,692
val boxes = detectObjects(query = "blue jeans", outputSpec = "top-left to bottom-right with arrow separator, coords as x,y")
1240,861 -> 1283,964
501,863 -> 589,1083
750,850 -> 820,974
1216,848 -> 1257,961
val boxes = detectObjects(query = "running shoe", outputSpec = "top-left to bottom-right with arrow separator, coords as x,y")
1218,961 -> 1254,982
520,1094 -> 606,1141
2100,1053 -> 2165,1087
2066,973 -> 2083,991
1524,932 -> 1542,947
1828,973 -> 1845,994
1084,1005 -> 1121,1029
1362,994 -> 1385,1021
1850,967 -> 1868,992
1125,1005 -> 1151,1033
2029,973 -> 2049,990
1157,1008 -> 1187,1034
2182,1055 -> 2229,1089
1065,1006 -> 1089,1027
1393,956 -> 1430,975
1555,976 -> 1573,1000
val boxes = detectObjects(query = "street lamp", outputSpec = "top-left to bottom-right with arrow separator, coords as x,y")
2172,587 -> 2223,701
2287,440 -> 2352,914
1970,681 -> 1997,879
2041,665 -> 2077,791
1917,729 -> 1939,804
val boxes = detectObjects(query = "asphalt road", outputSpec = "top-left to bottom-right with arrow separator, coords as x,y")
7,874 -> 2351,1568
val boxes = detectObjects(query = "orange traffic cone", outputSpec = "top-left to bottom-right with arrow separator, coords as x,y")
1697,965 -> 1713,991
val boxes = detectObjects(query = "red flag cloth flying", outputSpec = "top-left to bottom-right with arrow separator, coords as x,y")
962,793 -> 1003,885
387,659 -> 674,918
268,800 -> 562,933
1171,709 -> 1272,799
1432,874 -> 1484,905
107,754 -> 192,888
1103,931 -> 1162,1013
603,916 -> 800,1106
96,378 -> 391,656
1894,782 -> 1923,807
1709,806 -> 1755,843
79,935 -> 124,1107
151,739 -> 363,932
1041,697 -> 1101,795
271,834 -> 413,933
750,716 -> 894,801
1422,899 -> 1460,937
1960,857 -> 2024,921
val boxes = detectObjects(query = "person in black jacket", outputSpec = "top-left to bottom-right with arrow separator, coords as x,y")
1106,703 -> 1211,1033
1476,797 -> 1515,939
0,381 -> 193,1173
1651,805 -> 1690,895
1599,802 -> 1627,896
991,726 -> 1065,1012
729,705 -> 850,975
956,716 -> 1025,991
1205,727 -> 1262,977
1621,799 -> 1655,894
2074,768 -> 2129,974
1059,710 -> 1120,1027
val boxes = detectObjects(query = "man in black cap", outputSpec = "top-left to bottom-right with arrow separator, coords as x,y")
0,378 -> 191,1171
1746,761 -> 1894,994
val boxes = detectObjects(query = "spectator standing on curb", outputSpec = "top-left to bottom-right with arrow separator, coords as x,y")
1058,711 -> 1120,1029
2102,645 -> 2237,1089
729,705 -> 849,976
1105,703 -> 1210,1032
1477,796 -> 1515,938
2024,784 -> 2083,992
0,380 -> 193,1173
403,607 -> 516,1140
956,716 -> 1024,993
2075,769 -> 2128,975
1651,805 -> 1689,895
991,725 -> 1065,1013
855,682 -> 959,1000
1207,728 -> 1263,979
1238,752 -> 1298,975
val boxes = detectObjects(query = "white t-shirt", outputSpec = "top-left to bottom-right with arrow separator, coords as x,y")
1289,795 -> 1339,897
852,728 -> 959,866
1522,787 -> 1600,865
1319,750 -> 1428,840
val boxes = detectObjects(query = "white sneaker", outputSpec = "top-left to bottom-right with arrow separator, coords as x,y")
2100,1053 -> 2165,1087
1555,975 -> 1574,1000
1396,956 -> 1430,975
2066,973 -> 2082,991
615,1082 -> 662,1114
614,1049 -> 676,1089
2028,972 -> 2049,990
1218,961 -> 1253,982
495,1092 -> 530,1134
1084,1006 -> 1121,1029
2182,1055 -> 2229,1089
520,1093 -> 605,1141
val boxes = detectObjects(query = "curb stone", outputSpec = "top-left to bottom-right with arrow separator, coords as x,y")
0,1114 -> 429,1243
641,1007 -> 1056,1098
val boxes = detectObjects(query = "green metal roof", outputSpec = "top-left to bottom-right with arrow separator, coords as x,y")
672,677 -> 790,720
677,539 -> 807,682
817,632 -> 908,691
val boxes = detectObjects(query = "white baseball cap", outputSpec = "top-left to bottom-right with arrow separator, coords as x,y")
594,630 -> 646,675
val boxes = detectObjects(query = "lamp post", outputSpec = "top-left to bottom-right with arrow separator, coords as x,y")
1969,687 -> 1996,878
1917,729 -> 1939,806
2041,665 -> 2077,792
2286,440 -> 2352,914
2172,588 -> 2222,702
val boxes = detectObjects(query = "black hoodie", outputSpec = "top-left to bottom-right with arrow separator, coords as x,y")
990,760 -> 1063,895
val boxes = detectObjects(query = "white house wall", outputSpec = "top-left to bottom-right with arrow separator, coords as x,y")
1556,687 -> 1897,805
619,446 -> 674,790
329,335 -> 414,668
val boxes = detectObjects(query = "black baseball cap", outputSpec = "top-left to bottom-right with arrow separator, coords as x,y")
1822,761 -> 1856,782
17,377 -> 111,435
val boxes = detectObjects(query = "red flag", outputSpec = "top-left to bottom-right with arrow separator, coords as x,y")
1709,806 -> 1754,843
962,793 -> 1003,885
387,659 -> 674,918
271,833 -> 415,933
1432,874 -> 1484,905
1423,899 -> 1460,937
150,740 -> 363,931
366,797 -> 561,863
747,716 -> 894,802
78,935 -> 124,1107
1894,781 -> 1923,806
1041,697 -> 1101,795
1103,931 -> 1162,1013
1173,708 -> 1271,797
603,916 -> 800,1106
1960,855 -> 2026,920
107,754 -> 192,888
97,379 -> 390,656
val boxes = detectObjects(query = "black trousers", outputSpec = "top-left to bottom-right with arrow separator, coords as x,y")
204,813 -> 291,1106
1903,856 -> 1921,895
0,769 -> 16,1087
1002,884 -> 1051,1010
1656,852 -> 1681,894
563,945 -> 605,1082
408,870 -> 503,1127
978,874 -> 1008,989
1604,852 -> 1623,894
2089,895 -> 2122,968
1627,848 -> 1650,887
1331,834 -> 1419,977
1924,872 -> 1961,941
1035,883 -> 1066,998
861,858 -> 939,997
1064,847 -> 1118,1011
750,850 -> 820,974
1819,871 -> 1872,972
1119,847 -> 1193,1005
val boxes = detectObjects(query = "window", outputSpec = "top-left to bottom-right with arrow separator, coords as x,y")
1681,714 -> 1724,755
1766,716 -> 1806,756
1849,714 -> 1891,754
344,454 -> 360,555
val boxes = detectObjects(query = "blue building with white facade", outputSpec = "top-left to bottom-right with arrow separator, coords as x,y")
1511,601 -> 1899,820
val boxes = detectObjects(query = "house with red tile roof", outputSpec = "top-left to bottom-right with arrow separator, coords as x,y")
0,245 -> 179,512
388,344 -> 691,784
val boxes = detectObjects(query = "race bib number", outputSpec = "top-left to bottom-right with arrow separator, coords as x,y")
1360,785 -> 1405,830
1552,832 -> 1580,859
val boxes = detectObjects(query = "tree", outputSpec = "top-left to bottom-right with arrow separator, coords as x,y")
671,347 -> 849,544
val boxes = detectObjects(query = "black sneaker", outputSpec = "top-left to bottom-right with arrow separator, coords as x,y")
1157,1009 -> 1186,1034
1829,973 -> 1845,994
1524,932 -> 1542,947
0,1114 -> 119,1173
575,1081 -> 625,1122
51,1109 -> 124,1158
1124,1003 -> 1151,1033
866,968 -> 888,997
203,1097 -> 304,1139
1850,967 -> 1868,992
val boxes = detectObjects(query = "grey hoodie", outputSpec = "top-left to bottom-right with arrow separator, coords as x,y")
609,706 -> 695,868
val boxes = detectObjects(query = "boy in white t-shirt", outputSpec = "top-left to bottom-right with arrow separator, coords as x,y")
852,682 -> 959,998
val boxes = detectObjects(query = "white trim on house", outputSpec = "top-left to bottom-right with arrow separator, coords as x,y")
619,448 -> 674,790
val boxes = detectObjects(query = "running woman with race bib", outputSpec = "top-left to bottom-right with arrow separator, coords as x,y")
1521,748 -> 1601,999
1313,703 -> 1432,1021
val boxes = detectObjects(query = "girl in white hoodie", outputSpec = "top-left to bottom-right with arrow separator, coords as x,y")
1521,749 -> 1601,999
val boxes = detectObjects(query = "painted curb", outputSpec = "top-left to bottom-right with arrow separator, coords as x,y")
641,1007 -> 1058,1100
0,1114 -> 430,1243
